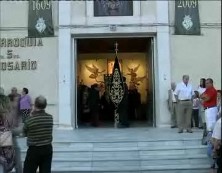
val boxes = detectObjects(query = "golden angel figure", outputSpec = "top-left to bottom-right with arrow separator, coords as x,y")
85,64 -> 105,82
127,64 -> 146,86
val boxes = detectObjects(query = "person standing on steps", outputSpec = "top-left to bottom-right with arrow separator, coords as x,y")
19,88 -> 32,123
200,78 -> 217,133
197,78 -> 206,129
174,75 -> 194,133
168,82 -> 178,128
14,96 -> 53,173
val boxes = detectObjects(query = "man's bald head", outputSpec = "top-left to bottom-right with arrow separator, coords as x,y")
35,96 -> 47,110
182,75 -> 189,85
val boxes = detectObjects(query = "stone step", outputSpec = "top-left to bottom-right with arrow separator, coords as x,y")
16,137 -> 203,145
46,158 -> 210,167
19,145 -> 206,152
49,164 -> 211,172
19,153 -> 209,162
19,148 -> 206,160
12,163 -> 211,173
12,169 -> 211,173
48,170 -> 210,173
14,129 -> 210,172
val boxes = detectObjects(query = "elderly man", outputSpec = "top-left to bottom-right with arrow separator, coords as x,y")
168,82 -> 177,128
174,75 -> 194,133
21,96 -> 53,173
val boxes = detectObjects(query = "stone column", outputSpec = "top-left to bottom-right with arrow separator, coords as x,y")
155,1 -> 171,127
58,1 -> 73,129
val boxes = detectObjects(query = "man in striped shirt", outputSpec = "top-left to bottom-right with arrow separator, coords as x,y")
23,95 -> 53,173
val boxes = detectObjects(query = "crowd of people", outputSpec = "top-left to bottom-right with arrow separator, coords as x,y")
0,87 -> 53,173
168,75 -> 221,172
78,77 -> 142,127
0,76 -> 221,172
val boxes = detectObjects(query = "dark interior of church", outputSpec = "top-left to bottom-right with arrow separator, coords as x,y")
76,37 -> 154,127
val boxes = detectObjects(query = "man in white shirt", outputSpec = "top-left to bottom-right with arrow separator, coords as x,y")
168,82 -> 177,128
174,75 -> 194,133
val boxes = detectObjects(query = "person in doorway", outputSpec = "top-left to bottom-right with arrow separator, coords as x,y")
128,84 -> 141,121
14,96 -> 53,173
89,84 -> 100,127
19,88 -> 32,123
168,82 -> 177,128
118,77 -> 129,128
200,78 -> 218,132
128,82 -> 137,121
174,75 -> 194,133
80,85 -> 91,124
134,87 -> 141,120
191,91 -> 200,128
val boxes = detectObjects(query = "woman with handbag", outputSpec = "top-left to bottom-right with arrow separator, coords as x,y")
0,90 -> 16,173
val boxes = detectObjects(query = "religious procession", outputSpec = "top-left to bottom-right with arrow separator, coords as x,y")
0,0 -> 221,173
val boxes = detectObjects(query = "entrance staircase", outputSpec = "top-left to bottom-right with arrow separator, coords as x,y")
16,128 -> 211,173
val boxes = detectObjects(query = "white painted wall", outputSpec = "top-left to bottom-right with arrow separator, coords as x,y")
0,1 -> 59,124
168,1 -> 221,89
0,35 -> 58,123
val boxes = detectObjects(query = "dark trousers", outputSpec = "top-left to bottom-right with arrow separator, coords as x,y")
201,123 -> 208,145
191,109 -> 199,127
118,103 -> 129,127
217,157 -> 221,173
91,109 -> 99,126
23,144 -> 52,173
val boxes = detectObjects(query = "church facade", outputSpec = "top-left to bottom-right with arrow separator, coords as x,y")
0,1 -> 221,129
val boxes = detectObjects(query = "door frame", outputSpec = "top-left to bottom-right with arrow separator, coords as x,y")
71,34 -> 157,129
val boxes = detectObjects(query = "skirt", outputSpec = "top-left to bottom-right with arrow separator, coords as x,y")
0,146 -> 16,172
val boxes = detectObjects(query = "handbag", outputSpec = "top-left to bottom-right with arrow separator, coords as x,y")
0,130 -> 13,147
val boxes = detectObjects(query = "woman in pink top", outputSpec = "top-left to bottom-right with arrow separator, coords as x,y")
19,88 -> 32,123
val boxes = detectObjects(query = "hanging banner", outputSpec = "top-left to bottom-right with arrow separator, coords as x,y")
109,55 -> 125,108
28,0 -> 54,37
94,0 -> 133,16
109,53 -> 125,128
175,0 -> 201,35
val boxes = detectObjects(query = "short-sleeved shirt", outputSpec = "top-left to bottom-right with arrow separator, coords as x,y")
20,94 -> 32,110
202,87 -> 217,108
174,82 -> 194,100
212,118 -> 221,140
23,110 -> 53,146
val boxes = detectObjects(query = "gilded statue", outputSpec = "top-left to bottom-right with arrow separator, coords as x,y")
85,64 -> 105,82
127,64 -> 146,86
